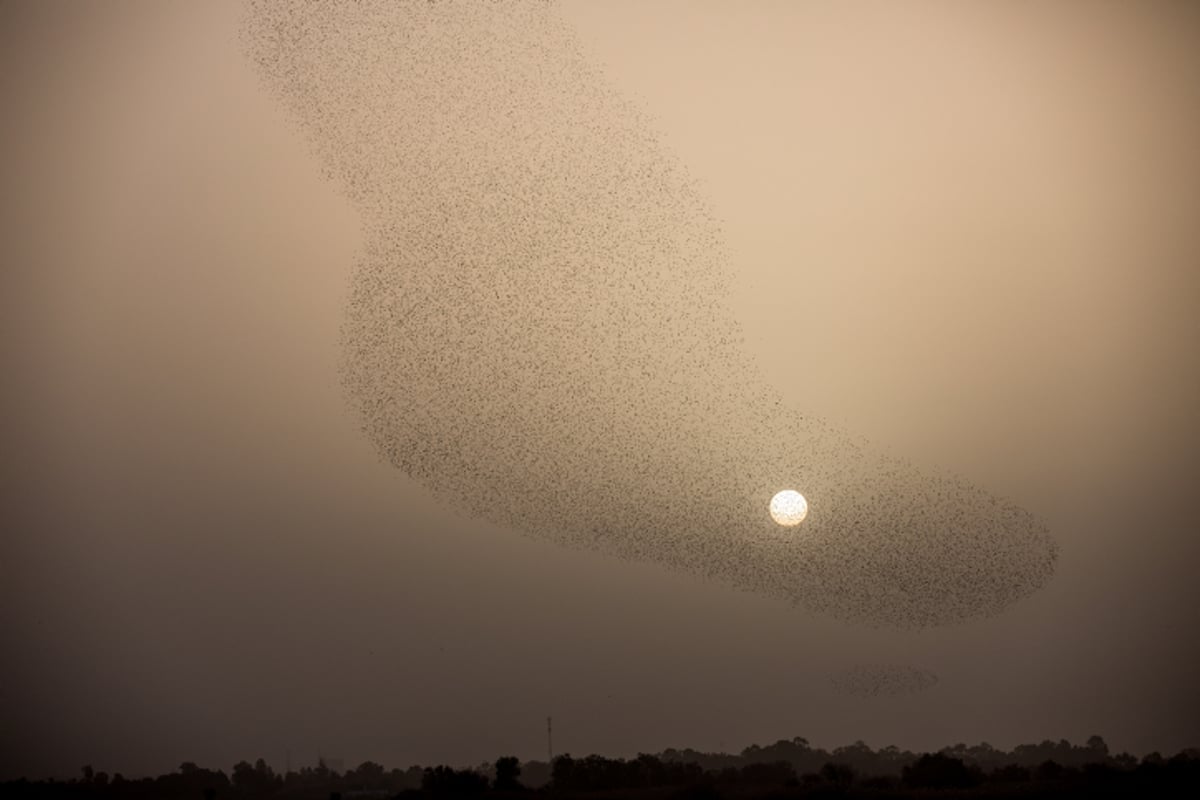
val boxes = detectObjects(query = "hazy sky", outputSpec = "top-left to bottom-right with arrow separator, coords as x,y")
3,0 -> 1199,780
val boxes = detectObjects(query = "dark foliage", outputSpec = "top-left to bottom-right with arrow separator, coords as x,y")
422,766 -> 488,796
901,753 -> 982,789
491,758 -> 522,794
4,736 -> 1199,799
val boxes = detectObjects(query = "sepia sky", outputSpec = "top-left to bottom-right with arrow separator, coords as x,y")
2,0 -> 1199,780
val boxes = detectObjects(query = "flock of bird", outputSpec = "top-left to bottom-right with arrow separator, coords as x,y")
241,0 -> 1057,636
829,664 -> 940,698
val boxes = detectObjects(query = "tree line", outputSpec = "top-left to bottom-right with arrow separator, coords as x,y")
5,735 -> 1199,799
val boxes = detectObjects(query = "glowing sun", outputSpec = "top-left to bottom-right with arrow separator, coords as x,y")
769,489 -> 808,526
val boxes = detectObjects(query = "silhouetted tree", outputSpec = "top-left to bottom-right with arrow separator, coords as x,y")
819,762 -> 855,787
10,735 -> 1200,800
735,761 -> 795,786
422,765 -> 488,796
232,759 -> 280,796
990,764 -> 1031,783
347,761 -> 385,790
831,740 -> 876,775
493,756 -> 522,791
903,753 -> 980,789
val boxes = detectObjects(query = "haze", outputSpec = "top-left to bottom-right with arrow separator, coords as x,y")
2,0 -> 1198,780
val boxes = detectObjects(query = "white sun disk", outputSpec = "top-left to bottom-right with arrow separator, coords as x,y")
769,489 -> 808,526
